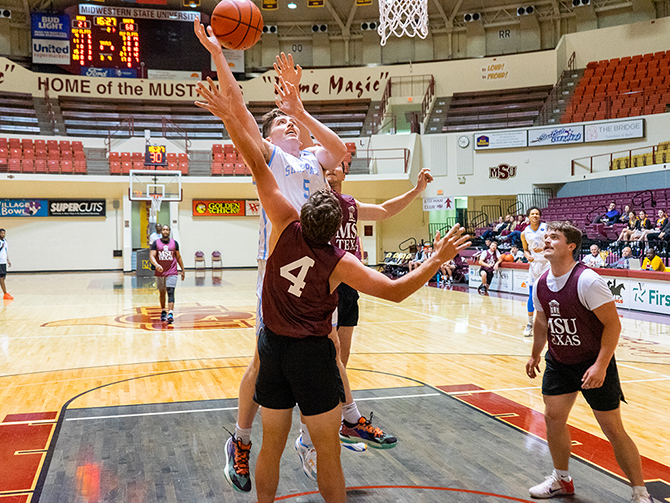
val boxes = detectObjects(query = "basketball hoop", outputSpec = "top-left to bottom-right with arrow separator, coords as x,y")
378,0 -> 429,46
149,194 -> 163,223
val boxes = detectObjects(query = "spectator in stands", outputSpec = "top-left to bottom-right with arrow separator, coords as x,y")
439,259 -> 456,285
611,247 -> 633,269
509,245 -> 527,262
642,247 -> 666,272
639,209 -> 668,243
478,241 -> 502,294
618,205 -> 632,223
617,212 -> 638,242
482,216 -> 507,241
582,244 -> 605,268
631,210 -> 653,241
409,244 -> 429,272
592,202 -> 620,225
499,215 -> 524,248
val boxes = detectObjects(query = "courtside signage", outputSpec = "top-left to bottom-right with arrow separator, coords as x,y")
584,119 -> 645,143
474,130 -> 527,150
528,126 -> 583,146
49,199 -> 106,217
32,39 -> 70,64
0,199 -> 49,217
193,200 -> 246,217
31,14 -> 69,40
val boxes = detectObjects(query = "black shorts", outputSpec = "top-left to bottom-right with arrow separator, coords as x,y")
255,326 -> 345,416
542,352 -> 625,411
0,264 -> 6,278
337,283 -> 359,328
481,268 -> 494,285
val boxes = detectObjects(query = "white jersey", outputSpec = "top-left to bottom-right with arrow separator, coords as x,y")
523,222 -> 550,285
257,145 -> 327,260
0,239 -> 7,264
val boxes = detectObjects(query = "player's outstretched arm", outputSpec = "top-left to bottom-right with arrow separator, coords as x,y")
357,168 -> 434,221
331,225 -> 470,303
274,53 -> 315,150
196,80 -> 298,232
275,77 -> 346,171
194,19 -> 264,151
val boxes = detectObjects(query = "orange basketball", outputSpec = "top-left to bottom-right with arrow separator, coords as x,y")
211,0 -> 263,51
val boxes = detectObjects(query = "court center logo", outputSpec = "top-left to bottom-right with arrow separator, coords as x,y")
41,304 -> 255,331
489,163 -> 517,180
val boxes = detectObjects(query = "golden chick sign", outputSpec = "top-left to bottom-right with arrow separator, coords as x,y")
193,199 -> 245,217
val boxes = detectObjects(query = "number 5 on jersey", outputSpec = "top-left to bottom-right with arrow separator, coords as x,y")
280,256 -> 315,297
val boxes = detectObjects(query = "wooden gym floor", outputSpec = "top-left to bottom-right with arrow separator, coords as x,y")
0,270 -> 669,502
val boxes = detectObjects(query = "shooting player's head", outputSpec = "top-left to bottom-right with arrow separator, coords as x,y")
300,189 -> 343,246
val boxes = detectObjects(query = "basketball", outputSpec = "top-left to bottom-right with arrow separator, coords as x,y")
211,0 -> 263,51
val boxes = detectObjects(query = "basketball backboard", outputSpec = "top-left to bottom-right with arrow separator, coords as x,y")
129,170 -> 182,202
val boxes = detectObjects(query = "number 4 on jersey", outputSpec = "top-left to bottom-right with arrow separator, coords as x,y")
280,256 -> 315,297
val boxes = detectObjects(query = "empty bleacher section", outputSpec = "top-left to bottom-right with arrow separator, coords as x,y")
427,85 -> 553,133
0,92 -> 41,135
571,140 -> 670,176
0,137 -> 86,174
246,99 -> 370,138
563,51 -> 670,124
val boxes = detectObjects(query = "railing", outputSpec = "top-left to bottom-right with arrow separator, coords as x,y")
163,117 -> 191,156
351,147 -> 410,174
519,188 -> 553,212
421,76 -> 435,124
43,87 -> 57,133
444,111 -> 539,131
631,189 -> 657,209
482,204 -> 502,224
378,79 -> 392,121
377,75 -> 434,132
398,237 -> 418,253
536,51 -> 576,125
571,143 -> 670,175
105,117 -> 135,152
367,113 -> 397,135
428,218 -> 458,242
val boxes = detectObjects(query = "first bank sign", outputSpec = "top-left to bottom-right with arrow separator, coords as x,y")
631,280 -> 670,315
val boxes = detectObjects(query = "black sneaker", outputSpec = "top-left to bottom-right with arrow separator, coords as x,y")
224,436 -> 252,492
160,311 -> 167,322
339,412 -> 397,449
167,312 -> 174,324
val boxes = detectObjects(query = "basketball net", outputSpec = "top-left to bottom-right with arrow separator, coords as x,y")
378,0 -> 429,46
149,194 -> 163,223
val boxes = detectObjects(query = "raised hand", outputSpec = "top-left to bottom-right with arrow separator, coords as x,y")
195,78 -> 234,122
433,224 -> 471,263
274,52 -> 302,91
274,77 -> 305,118
415,168 -> 433,191
194,18 -> 222,55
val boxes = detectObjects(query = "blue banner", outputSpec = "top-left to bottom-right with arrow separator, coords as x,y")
0,199 -> 49,217
80,67 -> 138,78
31,14 -> 70,40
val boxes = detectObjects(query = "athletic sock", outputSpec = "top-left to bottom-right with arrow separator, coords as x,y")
235,423 -> 252,445
169,310 -> 173,315
527,314 -> 534,325
553,468 -> 570,481
300,422 -> 313,446
342,401 -> 362,424
632,486 -> 650,497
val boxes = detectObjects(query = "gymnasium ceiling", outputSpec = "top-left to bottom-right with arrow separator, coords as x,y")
4,0 -> 661,37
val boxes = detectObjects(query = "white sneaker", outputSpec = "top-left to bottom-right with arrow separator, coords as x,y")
523,323 -> 533,337
295,434 -> 317,481
529,473 -> 574,498
631,491 -> 654,503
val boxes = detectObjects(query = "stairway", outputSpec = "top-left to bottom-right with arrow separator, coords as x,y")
188,150 -> 213,177
85,147 -> 110,176
535,69 -> 585,126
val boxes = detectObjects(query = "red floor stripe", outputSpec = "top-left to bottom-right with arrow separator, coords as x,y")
3,412 -> 57,423
0,424 -> 54,492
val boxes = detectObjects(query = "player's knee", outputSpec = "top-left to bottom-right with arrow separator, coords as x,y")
167,287 -> 175,303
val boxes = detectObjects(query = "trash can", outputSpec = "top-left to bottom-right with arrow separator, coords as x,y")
136,248 -> 154,277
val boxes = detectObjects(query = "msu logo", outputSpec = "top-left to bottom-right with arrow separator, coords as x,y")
158,248 -> 173,261
547,299 -> 582,346
489,163 -> 517,180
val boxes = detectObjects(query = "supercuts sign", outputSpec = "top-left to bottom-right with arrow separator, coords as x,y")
49,199 -> 106,217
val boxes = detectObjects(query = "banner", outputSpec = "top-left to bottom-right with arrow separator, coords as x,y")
245,200 -> 261,216
474,130 -> 527,150
220,49 -> 245,73
49,199 -> 106,217
528,125 -> 583,146
193,200 -> 246,217
148,69 -> 201,80
78,4 -> 200,21
0,199 -> 49,217
423,196 -> 454,211
32,39 -> 70,65
584,119 -> 645,143
31,14 -> 70,40
81,68 -> 138,78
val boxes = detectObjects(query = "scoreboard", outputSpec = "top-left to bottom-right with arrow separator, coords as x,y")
71,15 -> 140,70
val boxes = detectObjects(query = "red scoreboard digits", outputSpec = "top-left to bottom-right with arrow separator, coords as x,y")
71,15 -> 140,70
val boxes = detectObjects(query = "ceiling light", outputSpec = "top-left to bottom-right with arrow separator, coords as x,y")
288,2 -> 297,8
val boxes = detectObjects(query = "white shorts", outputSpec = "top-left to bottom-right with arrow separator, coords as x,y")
156,275 -> 178,289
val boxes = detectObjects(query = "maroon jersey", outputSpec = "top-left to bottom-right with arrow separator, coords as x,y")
263,221 -> 346,338
331,190 -> 362,260
151,238 -> 179,277
536,263 -> 604,364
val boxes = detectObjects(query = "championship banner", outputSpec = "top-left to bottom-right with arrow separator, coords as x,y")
0,199 -> 49,217
193,199 -> 245,217
49,199 -> 106,217
423,196 -> 454,211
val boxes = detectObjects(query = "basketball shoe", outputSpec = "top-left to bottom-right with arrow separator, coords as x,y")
529,472 -> 574,498
3,293 -> 13,300
631,493 -> 654,503
339,412 -> 397,449
166,312 -> 174,324
523,323 -> 533,337
224,436 -> 251,493
294,434 -> 317,481
160,311 -> 167,322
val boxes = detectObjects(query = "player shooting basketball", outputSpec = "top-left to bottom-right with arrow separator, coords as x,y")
195,78 -> 470,503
